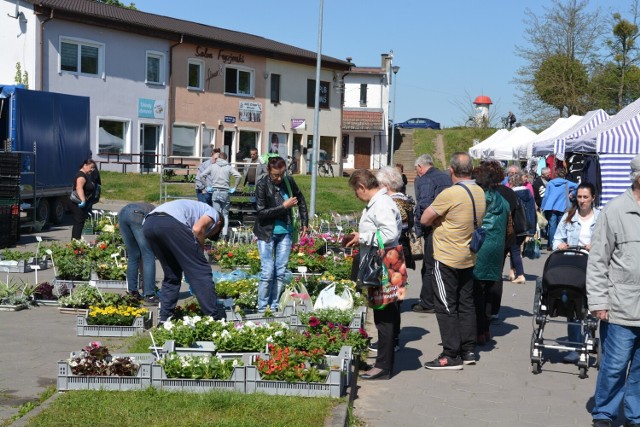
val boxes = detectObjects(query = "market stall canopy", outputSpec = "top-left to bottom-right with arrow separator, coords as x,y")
531,109 -> 610,157
468,129 -> 510,159
524,115 -> 583,158
487,126 -> 537,160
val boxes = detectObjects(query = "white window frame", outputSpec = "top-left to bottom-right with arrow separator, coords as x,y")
187,59 -> 205,91
224,66 -> 254,97
97,117 -> 131,154
59,36 -> 105,77
145,50 -> 165,86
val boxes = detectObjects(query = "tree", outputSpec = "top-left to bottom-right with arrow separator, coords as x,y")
514,0 -> 606,125
96,0 -> 136,9
589,62 -> 640,113
533,54 -> 589,115
605,5 -> 640,111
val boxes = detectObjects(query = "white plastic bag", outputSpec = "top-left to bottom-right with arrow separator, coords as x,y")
279,281 -> 314,312
313,283 -> 354,310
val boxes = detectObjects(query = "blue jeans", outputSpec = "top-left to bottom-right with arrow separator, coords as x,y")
257,233 -> 292,312
211,190 -> 230,237
545,210 -> 563,250
118,204 -> 156,296
592,322 -> 640,423
196,190 -> 212,206
509,235 -> 525,276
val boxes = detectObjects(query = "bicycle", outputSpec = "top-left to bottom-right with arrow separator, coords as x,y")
318,160 -> 334,177
287,155 -> 298,175
465,116 -> 477,128
501,116 -> 510,129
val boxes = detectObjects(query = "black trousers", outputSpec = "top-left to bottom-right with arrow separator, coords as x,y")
418,230 -> 436,309
69,201 -> 91,240
143,214 -> 219,322
473,279 -> 498,337
373,302 -> 400,372
432,261 -> 476,358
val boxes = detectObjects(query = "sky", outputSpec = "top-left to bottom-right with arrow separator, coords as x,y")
130,0 -> 618,128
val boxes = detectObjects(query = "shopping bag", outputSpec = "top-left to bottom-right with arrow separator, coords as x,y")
356,231 -> 388,288
536,210 -> 548,229
523,238 -> 541,260
313,283 -> 354,310
367,244 -> 408,309
283,176 -> 300,245
409,230 -> 423,259
279,280 -> 314,312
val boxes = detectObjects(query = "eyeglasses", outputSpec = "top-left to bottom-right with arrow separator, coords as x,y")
269,172 -> 285,180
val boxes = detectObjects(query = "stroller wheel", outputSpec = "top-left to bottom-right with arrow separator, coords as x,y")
578,366 -> 588,379
531,361 -> 542,375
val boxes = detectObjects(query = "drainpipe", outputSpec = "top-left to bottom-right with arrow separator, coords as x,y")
39,9 -> 54,91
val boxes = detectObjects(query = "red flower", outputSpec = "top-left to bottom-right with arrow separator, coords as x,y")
99,243 -> 107,250
227,252 -> 234,257
308,316 -> 320,328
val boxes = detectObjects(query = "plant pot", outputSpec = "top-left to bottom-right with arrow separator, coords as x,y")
76,312 -> 153,337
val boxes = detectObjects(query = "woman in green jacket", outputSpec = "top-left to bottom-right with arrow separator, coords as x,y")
472,161 -> 510,345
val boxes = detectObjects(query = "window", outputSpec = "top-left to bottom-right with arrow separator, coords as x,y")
359,84 -> 367,107
188,59 -> 204,91
146,51 -> 165,85
320,136 -> 335,162
201,128 -> 215,158
225,67 -> 253,96
98,119 -> 128,154
270,74 -> 281,104
307,79 -> 330,109
60,38 -> 103,76
172,125 -> 197,156
342,134 -> 349,159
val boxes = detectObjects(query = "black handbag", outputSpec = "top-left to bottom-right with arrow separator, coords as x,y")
457,183 -> 486,253
356,231 -> 388,288
70,188 -> 82,204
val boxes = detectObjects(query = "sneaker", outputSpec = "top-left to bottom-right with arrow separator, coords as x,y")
127,291 -> 143,300
592,420 -> 612,427
368,342 -> 378,352
424,354 -> 463,370
144,295 -> 159,304
412,303 -> 436,314
461,351 -> 476,365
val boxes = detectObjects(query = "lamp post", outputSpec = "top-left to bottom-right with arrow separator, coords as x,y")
389,65 -> 400,166
309,0 -> 324,219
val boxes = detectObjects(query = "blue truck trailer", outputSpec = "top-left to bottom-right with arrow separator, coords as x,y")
0,85 -> 90,226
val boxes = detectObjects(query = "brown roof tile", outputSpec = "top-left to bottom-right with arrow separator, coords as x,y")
343,109 -> 384,131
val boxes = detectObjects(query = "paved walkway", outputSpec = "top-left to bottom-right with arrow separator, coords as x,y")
0,199 -> 604,426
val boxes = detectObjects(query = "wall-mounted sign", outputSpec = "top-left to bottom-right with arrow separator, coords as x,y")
239,101 -> 262,122
291,119 -> 306,130
224,116 -> 236,124
218,49 -> 245,64
195,46 -> 214,58
138,98 -> 165,119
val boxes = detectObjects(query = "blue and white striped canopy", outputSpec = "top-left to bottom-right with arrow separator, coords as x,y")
530,110 -> 609,156
553,109 -> 611,158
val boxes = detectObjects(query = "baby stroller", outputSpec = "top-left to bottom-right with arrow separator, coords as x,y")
530,247 -> 600,379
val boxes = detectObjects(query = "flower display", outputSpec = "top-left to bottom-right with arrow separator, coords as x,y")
87,305 -> 148,326
255,344 -> 328,383
68,341 -> 139,376
159,353 -> 241,380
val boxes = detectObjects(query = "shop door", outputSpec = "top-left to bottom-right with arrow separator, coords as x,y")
354,137 -> 371,169
223,130 -> 235,160
140,124 -> 160,172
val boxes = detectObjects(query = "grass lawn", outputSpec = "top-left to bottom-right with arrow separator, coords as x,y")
25,389 -> 337,427
100,171 -> 365,214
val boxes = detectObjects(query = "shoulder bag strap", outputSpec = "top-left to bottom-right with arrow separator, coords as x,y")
457,182 -> 478,228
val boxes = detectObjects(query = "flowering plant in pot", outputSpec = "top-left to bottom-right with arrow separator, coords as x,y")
159,353 -> 241,380
68,341 -> 139,376
87,305 -> 148,326
285,322 -> 369,354
255,344 -> 327,383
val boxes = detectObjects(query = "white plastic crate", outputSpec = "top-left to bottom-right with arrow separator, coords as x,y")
57,357 -> 152,391
245,366 -> 344,398
89,279 -> 128,290
289,310 -> 364,332
151,364 -> 246,393
76,312 -> 153,337
0,259 -> 48,273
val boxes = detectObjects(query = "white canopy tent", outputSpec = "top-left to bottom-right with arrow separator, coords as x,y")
531,109 -> 610,157
468,129 -> 510,159
486,126 -> 537,160
523,115 -> 583,158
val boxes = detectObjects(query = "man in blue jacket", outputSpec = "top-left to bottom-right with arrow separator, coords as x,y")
412,154 -> 451,313
540,167 -> 577,251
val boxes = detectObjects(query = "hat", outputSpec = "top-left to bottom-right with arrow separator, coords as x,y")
631,154 -> 640,173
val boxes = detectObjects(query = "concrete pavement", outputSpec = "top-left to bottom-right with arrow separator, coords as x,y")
0,199 -> 604,426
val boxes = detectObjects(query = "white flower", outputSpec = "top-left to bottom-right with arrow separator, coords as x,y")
220,330 -> 231,339
245,321 -> 257,329
163,321 -> 174,331
266,336 -> 273,343
103,224 -> 115,233
274,330 -> 283,337
232,359 -> 239,368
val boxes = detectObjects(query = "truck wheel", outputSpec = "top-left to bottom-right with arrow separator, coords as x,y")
52,197 -> 66,224
36,198 -> 51,223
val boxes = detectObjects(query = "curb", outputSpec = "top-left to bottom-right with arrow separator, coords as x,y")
9,392 -> 61,427
325,356 -> 360,427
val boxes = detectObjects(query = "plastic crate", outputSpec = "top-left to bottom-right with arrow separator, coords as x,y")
245,366 -> 344,398
0,259 -> 48,273
151,364 -> 246,393
225,302 -> 302,323
58,307 -> 88,316
289,310 -> 364,333
57,356 -> 152,391
76,312 -> 153,337
0,303 -> 29,311
89,278 -> 128,289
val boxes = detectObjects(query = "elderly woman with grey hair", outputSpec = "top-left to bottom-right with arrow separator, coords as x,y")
376,166 -> 415,270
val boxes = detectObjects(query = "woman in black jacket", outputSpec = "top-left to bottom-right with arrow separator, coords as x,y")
69,159 -> 97,240
253,156 -> 308,312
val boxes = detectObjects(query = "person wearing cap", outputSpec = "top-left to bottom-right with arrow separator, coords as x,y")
194,147 -> 221,206
142,199 -> 225,323
587,154 -> 640,427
